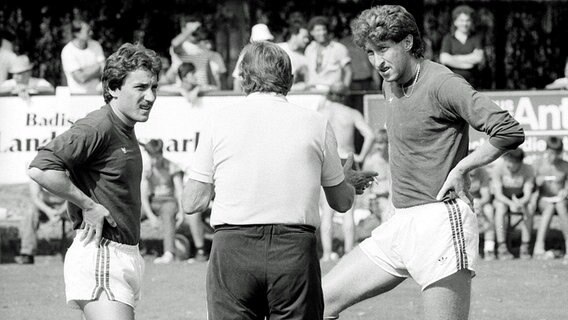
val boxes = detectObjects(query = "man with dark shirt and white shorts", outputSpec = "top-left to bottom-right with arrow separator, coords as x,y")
322,5 -> 525,320
28,43 -> 161,320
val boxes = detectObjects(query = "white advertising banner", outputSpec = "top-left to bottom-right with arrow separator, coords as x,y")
0,93 -> 325,184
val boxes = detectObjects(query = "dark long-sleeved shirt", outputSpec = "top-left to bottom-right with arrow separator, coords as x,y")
384,60 -> 525,208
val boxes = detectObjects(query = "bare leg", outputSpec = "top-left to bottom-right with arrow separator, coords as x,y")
520,206 -> 534,244
323,246 -> 405,317
187,212 -> 204,249
76,292 -> 134,320
422,269 -> 472,320
320,204 -> 335,261
555,201 -> 568,252
534,203 -> 555,255
341,208 -> 355,254
159,201 -> 178,255
493,201 -> 508,245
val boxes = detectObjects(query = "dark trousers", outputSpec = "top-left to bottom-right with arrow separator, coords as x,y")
207,224 -> 323,320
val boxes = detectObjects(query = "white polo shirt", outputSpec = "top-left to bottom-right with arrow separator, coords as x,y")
187,92 -> 345,227
61,40 -> 105,93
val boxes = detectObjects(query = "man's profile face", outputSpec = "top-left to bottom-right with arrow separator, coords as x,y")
293,29 -> 310,49
365,38 -> 410,84
310,25 -> 328,44
111,68 -> 158,126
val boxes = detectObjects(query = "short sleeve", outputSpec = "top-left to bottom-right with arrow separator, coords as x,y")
186,116 -> 214,183
92,41 -> 106,64
440,34 -> 452,54
336,43 -> 351,67
29,122 -> 104,171
61,46 -> 80,73
321,122 -> 345,187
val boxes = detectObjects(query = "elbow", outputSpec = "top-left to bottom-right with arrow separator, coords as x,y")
28,167 -> 43,183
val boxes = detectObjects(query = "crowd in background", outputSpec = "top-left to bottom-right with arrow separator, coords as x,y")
1,0 -> 568,92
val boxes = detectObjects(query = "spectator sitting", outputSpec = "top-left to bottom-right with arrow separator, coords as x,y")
532,137 -> 568,262
141,139 -> 185,264
439,5 -> 485,88
61,20 -> 105,94
232,23 -> 274,92
492,148 -> 536,260
276,23 -> 310,90
305,16 -> 352,91
0,30 -> 18,83
545,58 -> 568,90
15,181 -> 67,264
0,55 -> 54,98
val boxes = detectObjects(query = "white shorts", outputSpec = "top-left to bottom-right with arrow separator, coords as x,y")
64,232 -> 145,309
359,199 -> 478,290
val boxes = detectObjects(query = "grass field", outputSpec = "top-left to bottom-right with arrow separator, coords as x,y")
0,256 -> 567,320
1,184 -> 567,319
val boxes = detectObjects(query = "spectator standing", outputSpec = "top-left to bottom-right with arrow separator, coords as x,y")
305,16 -> 352,90
15,181 -> 67,264
0,55 -> 54,99
340,20 -> 381,91
440,5 -> 485,88
0,31 -> 17,83
61,20 -> 105,94
532,137 -> 568,262
317,82 -> 376,261
170,18 -> 215,90
160,62 -> 217,104
276,23 -> 310,90
198,32 -> 227,90
28,43 -> 161,319
182,42 -> 375,319
491,148 -> 536,260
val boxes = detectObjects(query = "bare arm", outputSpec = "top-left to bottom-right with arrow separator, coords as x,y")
439,52 -> 475,69
173,173 -> 185,225
323,181 -> 355,213
352,110 -> 376,164
182,178 -> 213,214
140,177 -> 158,223
171,22 -> 201,48
437,141 -> 509,206
70,63 -> 102,84
342,63 -> 353,88
28,167 -> 116,245
29,182 -> 60,220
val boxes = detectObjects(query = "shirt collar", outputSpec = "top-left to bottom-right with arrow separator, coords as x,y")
246,92 -> 288,102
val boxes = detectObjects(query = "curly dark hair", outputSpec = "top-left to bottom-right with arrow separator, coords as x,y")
102,43 -> 162,104
239,42 -> 293,96
351,5 -> 424,58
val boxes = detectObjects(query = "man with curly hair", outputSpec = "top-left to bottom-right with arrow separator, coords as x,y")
28,43 -> 161,320
322,5 -> 525,319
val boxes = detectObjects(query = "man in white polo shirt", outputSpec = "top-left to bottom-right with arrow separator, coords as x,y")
182,41 -> 376,320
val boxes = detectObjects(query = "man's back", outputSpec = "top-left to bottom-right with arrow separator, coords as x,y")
189,93 -> 343,227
